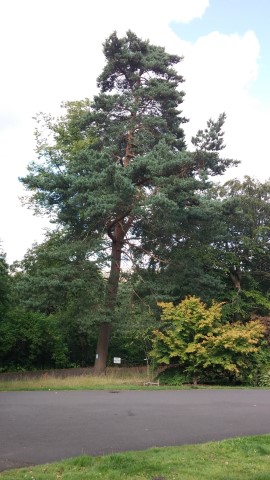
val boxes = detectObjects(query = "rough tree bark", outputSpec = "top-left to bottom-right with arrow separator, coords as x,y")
94,223 -> 126,374
229,268 -> 241,291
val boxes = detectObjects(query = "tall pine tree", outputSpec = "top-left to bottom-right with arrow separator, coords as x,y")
21,31 -> 235,373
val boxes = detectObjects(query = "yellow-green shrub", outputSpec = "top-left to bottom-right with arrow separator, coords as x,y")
152,296 -> 264,383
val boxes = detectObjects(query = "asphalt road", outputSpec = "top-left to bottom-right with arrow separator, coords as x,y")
1,389 -> 270,471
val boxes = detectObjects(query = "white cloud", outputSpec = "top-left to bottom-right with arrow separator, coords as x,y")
179,30 -> 269,179
1,0 -> 269,263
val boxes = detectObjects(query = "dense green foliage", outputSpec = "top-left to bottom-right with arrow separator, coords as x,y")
0,233 -> 106,370
0,32 -> 269,379
209,177 -> 270,319
0,249 -> 9,321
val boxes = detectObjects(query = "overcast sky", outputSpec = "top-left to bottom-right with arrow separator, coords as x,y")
1,0 -> 269,264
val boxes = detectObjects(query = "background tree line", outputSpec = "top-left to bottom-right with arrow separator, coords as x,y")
0,31 -> 269,383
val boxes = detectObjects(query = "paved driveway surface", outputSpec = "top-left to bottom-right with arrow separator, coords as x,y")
1,389 -> 270,471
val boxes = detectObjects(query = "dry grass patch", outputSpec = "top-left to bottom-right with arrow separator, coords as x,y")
0,370 -> 152,391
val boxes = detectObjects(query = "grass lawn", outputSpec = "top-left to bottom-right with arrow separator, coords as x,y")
1,434 -> 270,479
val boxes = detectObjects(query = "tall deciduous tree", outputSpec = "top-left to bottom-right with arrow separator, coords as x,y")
217,177 -> 270,292
21,31 -> 235,373
201,177 -> 270,320
11,231 -> 105,365
12,231 -> 104,317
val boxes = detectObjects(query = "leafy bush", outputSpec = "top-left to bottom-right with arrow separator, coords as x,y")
157,366 -> 190,386
258,370 -> 270,387
152,296 -> 265,384
0,309 -> 69,370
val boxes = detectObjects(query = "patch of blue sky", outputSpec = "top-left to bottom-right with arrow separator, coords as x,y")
170,0 -> 270,104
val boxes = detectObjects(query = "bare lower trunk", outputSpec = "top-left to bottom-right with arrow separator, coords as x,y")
93,322 -> 112,375
94,223 -> 124,374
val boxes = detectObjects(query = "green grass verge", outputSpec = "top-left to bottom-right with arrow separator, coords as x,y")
1,435 -> 270,479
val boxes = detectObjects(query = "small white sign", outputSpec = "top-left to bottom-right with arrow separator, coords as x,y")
113,357 -> 121,364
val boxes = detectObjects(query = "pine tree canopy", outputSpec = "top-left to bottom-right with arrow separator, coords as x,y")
21,31 -> 235,250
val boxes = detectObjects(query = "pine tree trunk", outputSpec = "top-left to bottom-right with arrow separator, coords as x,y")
93,322 -> 111,375
229,268 -> 241,291
94,223 -> 125,374
94,124 -> 134,374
